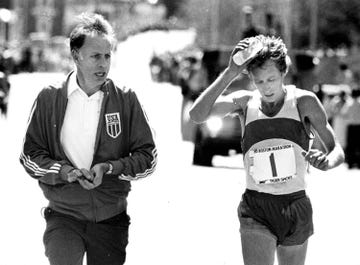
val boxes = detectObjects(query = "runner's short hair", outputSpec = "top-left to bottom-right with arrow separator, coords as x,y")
246,35 -> 291,74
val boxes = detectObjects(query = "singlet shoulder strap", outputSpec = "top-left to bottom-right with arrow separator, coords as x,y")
294,87 -> 314,139
243,92 -> 258,126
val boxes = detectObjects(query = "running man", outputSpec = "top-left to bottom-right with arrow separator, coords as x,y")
189,35 -> 344,265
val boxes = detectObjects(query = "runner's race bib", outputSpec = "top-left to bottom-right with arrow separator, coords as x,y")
249,144 -> 297,184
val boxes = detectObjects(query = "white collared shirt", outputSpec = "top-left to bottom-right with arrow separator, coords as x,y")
60,72 -> 104,170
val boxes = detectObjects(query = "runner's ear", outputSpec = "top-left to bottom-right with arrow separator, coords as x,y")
72,49 -> 79,62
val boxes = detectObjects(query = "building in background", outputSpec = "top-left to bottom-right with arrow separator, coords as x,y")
0,0 -> 166,72
0,0 -> 14,47
181,0 -> 292,51
4,0 -> 165,47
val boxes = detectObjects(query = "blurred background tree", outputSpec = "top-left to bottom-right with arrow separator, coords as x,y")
159,0 -> 187,19
282,0 -> 360,49
159,0 -> 360,50
2,0 -> 360,75
318,0 -> 360,48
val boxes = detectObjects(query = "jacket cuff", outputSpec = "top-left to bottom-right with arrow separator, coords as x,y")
110,160 -> 124,175
59,164 -> 75,181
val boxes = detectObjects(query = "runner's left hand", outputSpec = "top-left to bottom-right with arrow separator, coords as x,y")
302,149 -> 329,171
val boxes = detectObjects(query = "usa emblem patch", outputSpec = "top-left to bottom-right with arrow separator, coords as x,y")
105,112 -> 121,138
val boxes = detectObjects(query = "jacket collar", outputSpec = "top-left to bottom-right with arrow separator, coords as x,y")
61,70 -> 114,97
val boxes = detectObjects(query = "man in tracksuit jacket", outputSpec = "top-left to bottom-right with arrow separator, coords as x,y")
19,13 -> 157,265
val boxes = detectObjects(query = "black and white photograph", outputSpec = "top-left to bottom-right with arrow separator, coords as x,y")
0,0 -> 360,265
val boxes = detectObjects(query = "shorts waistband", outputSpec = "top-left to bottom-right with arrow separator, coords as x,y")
244,189 -> 306,202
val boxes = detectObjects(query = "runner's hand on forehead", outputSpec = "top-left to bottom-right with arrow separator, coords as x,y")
228,38 -> 252,73
231,38 -> 251,57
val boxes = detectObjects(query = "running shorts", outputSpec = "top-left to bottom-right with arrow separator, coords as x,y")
238,189 -> 314,246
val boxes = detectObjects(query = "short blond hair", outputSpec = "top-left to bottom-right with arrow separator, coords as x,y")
69,13 -> 116,54
246,35 -> 291,74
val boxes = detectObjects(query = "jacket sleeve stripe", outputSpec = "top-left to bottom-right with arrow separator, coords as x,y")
135,149 -> 158,178
20,98 -> 63,178
133,105 -> 158,174
20,152 -> 61,177
118,99 -> 158,181
20,100 -> 42,173
133,101 -> 157,180
120,148 -> 158,181
20,153 -> 46,173
21,152 -> 61,174
119,147 -> 157,181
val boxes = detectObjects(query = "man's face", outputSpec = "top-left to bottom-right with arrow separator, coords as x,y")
249,60 -> 284,103
75,34 -> 112,90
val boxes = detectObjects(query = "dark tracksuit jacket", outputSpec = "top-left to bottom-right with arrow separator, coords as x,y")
20,72 -> 157,222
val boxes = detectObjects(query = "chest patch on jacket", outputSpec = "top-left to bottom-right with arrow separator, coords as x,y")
105,112 -> 121,138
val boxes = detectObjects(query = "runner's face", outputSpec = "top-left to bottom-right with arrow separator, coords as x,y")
75,34 -> 112,90
249,60 -> 285,103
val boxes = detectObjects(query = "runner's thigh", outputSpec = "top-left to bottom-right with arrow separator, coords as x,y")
277,240 -> 308,265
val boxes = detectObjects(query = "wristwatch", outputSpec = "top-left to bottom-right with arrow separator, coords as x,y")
106,162 -> 113,175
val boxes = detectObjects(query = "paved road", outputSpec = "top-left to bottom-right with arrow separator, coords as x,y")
1,31 -> 359,265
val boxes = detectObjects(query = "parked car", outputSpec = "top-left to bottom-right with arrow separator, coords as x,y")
192,112 -> 242,166
0,71 -> 10,116
189,48 -> 249,166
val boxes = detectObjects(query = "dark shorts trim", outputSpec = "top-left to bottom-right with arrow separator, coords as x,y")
238,189 -> 314,246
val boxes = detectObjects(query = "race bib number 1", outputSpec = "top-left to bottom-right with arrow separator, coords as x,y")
249,144 -> 297,184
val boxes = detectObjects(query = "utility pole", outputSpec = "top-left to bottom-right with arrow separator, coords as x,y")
281,0 -> 292,51
310,0 -> 318,50
209,0 -> 220,48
